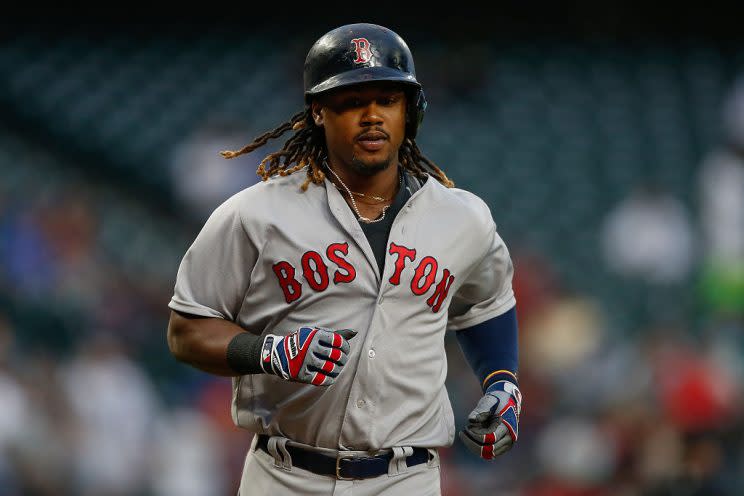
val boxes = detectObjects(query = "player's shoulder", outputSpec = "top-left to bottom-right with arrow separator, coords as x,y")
220,169 -> 313,210
200,170 -> 312,232
423,177 -> 494,225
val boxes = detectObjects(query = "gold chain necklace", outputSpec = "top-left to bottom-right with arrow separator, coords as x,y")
339,189 -> 389,203
326,164 -> 401,224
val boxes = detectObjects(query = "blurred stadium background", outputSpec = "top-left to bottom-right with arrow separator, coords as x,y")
2,5 -> 744,495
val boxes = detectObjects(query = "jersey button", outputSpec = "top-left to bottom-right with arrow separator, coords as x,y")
368,349 -> 376,359
356,399 -> 365,408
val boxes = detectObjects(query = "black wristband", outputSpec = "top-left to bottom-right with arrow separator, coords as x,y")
226,332 -> 265,375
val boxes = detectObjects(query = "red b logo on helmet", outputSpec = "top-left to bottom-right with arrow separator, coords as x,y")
351,38 -> 372,64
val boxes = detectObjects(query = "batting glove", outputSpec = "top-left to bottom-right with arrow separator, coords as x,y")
459,380 -> 522,460
260,326 -> 357,386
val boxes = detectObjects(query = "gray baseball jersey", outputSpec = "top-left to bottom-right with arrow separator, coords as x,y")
169,168 -> 515,452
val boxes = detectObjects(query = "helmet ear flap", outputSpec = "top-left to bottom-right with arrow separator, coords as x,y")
406,88 -> 427,139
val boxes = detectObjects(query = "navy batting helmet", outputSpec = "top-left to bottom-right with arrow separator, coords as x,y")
303,23 -> 427,138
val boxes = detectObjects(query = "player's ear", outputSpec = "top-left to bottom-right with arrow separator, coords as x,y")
310,101 -> 324,127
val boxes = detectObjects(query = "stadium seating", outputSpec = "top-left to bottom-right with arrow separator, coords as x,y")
0,33 -> 736,338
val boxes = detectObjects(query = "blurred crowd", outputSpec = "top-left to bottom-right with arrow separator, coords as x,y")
1,39 -> 744,496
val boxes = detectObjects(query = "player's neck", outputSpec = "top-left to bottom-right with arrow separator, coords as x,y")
326,161 -> 401,201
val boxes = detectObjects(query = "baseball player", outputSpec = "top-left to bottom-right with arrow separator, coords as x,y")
167,22 -> 522,495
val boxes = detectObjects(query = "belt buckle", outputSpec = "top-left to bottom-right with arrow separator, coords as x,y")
335,452 -> 358,480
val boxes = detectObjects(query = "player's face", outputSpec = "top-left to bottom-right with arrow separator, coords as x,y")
312,82 -> 407,176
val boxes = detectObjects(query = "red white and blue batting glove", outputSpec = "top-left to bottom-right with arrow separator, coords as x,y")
459,380 -> 522,460
260,326 -> 357,386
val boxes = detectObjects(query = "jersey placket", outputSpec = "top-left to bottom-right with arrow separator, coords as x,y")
331,182 -> 425,449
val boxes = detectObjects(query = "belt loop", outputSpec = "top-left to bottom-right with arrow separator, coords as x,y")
426,448 -> 440,468
388,446 -> 414,476
267,436 -> 293,471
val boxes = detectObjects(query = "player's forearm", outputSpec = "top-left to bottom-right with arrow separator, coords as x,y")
455,306 -> 519,391
167,310 -> 260,376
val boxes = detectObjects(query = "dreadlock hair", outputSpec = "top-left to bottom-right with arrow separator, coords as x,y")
220,107 -> 455,191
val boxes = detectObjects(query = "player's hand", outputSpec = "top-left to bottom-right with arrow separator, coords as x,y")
260,326 -> 357,386
458,380 -> 522,460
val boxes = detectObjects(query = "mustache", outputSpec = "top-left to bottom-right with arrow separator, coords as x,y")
355,127 -> 390,140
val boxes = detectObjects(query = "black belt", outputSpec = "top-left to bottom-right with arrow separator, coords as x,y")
255,434 -> 431,480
